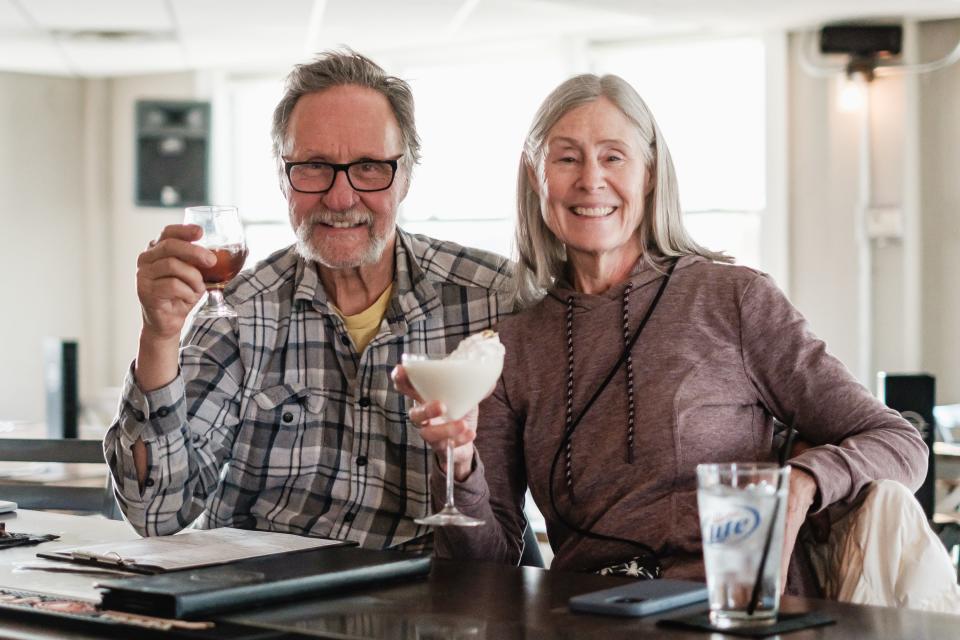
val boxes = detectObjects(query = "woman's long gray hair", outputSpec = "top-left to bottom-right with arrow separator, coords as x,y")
513,73 -> 730,307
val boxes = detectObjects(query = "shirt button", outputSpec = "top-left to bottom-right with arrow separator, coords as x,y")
282,411 -> 294,423
134,410 -> 146,422
144,478 -> 155,487
156,407 -> 169,418
340,334 -> 351,346
358,397 -> 371,408
343,512 -> 355,523
356,456 -> 368,467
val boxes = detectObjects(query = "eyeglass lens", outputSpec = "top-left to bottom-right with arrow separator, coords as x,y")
290,161 -> 394,192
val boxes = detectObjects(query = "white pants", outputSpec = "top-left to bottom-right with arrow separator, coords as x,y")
807,480 -> 960,613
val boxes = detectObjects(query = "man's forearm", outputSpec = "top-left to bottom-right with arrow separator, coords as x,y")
134,328 -> 181,392
132,328 -> 180,485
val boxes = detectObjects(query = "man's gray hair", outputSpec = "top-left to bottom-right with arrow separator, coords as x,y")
513,73 -> 730,306
271,49 -> 421,168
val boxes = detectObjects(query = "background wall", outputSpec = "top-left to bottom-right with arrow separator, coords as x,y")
0,73 -> 87,422
919,19 -> 960,405
788,18 -> 958,404
0,71 -> 200,425
1,18 -> 959,428
106,72 -> 201,383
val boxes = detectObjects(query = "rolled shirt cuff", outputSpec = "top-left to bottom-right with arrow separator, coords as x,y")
118,361 -> 186,443
788,447 -> 852,512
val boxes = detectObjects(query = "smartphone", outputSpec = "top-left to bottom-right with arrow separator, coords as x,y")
0,501 -> 16,514
569,579 -> 708,617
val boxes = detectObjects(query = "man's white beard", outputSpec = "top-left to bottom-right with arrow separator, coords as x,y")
294,207 -> 389,269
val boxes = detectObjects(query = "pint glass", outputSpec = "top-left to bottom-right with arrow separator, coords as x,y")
696,463 -> 790,628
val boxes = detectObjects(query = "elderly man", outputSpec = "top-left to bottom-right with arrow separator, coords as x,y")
104,51 -> 513,551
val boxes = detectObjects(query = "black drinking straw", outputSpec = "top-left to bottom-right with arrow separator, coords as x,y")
746,428 -> 796,616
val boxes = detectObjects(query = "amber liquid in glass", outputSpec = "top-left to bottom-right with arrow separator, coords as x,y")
199,244 -> 248,289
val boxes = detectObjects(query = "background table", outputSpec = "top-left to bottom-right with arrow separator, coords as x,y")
1,510 -> 958,639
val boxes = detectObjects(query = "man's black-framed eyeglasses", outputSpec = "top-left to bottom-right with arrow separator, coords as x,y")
284,159 -> 399,194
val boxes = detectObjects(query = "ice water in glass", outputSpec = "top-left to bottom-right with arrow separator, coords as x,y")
696,463 -> 790,628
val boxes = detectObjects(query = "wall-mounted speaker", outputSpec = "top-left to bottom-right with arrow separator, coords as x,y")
135,100 -> 210,208
877,372 -> 936,519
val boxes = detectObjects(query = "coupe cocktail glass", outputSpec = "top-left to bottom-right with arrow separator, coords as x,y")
402,350 -> 504,527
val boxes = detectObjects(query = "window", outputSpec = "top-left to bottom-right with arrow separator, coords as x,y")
591,37 -> 767,267
397,51 -> 567,257
214,36 -> 780,561
221,76 -> 294,266
220,37 -> 774,271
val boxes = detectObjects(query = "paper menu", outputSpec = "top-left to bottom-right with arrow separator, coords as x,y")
39,527 -> 347,574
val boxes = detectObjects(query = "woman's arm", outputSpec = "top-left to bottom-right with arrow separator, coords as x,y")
739,273 -> 928,510
435,377 -> 528,563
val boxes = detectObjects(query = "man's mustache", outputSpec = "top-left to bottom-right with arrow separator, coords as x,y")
300,209 -> 373,228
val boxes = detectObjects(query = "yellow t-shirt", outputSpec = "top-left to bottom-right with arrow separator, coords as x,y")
337,284 -> 393,353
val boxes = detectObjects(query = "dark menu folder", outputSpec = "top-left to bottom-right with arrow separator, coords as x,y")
96,546 -> 432,620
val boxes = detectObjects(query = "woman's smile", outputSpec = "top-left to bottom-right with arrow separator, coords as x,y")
570,206 -> 617,218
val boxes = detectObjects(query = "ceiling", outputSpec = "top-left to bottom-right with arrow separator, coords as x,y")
2,0 -> 960,77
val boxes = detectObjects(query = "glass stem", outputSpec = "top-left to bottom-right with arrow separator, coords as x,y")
207,288 -> 226,308
444,439 -> 457,510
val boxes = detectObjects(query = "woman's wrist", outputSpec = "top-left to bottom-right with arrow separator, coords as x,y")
437,445 -> 475,482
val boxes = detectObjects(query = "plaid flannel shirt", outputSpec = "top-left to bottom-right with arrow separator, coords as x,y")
104,228 -> 513,550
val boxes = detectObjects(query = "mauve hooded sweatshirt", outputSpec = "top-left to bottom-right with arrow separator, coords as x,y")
432,255 -> 927,591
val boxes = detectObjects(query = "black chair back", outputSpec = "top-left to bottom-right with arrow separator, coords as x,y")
520,522 -> 545,568
0,438 -> 120,519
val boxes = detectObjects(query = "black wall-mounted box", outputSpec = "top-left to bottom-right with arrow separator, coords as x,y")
820,25 -> 902,57
135,100 -> 210,208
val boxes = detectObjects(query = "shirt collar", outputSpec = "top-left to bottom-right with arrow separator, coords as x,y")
290,228 -> 442,328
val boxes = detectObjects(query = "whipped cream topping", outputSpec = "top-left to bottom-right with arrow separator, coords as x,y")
447,329 -> 505,361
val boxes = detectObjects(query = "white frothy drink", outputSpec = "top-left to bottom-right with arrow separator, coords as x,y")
403,331 -> 505,421
697,465 -> 790,628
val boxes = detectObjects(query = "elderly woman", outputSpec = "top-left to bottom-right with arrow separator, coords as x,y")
394,73 -> 927,592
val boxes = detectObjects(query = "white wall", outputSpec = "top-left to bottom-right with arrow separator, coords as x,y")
3,20 -> 960,424
788,36 -> 864,380
788,20 -> 960,404
0,70 -> 202,425
0,73 -> 86,422
106,72 -> 203,384
919,19 -> 960,404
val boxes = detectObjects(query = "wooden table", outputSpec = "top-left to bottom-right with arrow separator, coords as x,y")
0,510 -> 138,601
1,510 -> 958,639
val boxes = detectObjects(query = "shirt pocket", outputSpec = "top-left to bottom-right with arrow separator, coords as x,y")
236,382 -> 317,490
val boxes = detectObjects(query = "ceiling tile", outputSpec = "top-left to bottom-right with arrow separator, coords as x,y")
2,0 -> 960,76
22,0 -> 172,31
461,0 -> 657,39
171,0 -> 314,32
58,39 -> 186,76
0,0 -> 33,30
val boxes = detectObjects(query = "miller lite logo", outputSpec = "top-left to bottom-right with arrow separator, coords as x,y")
704,505 -> 761,545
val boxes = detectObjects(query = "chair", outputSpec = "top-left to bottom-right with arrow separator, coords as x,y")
0,438 -> 121,519
520,521 -> 545,568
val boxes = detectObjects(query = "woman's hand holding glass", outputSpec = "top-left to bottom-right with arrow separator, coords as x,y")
391,365 -> 478,481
